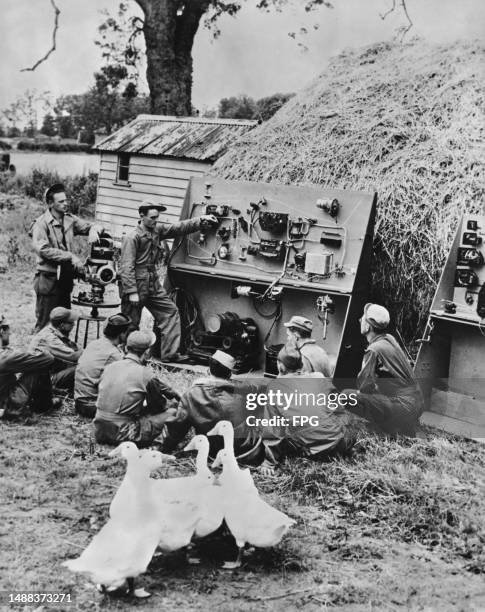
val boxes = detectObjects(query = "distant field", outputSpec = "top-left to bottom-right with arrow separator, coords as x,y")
11,151 -> 100,176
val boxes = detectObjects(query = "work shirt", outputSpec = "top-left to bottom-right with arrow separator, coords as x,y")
357,333 -> 422,408
74,336 -> 123,402
29,324 -> 82,369
163,376 -> 262,456
95,354 -> 178,424
119,218 -> 201,295
31,209 -> 103,275
0,347 -> 53,411
262,373 -> 348,456
298,338 -> 332,377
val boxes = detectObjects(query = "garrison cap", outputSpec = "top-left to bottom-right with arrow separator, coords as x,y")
211,350 -> 236,371
50,307 -> 79,324
126,330 -> 156,351
363,303 -> 390,331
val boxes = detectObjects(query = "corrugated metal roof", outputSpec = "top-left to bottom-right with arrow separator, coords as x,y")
94,115 -> 257,162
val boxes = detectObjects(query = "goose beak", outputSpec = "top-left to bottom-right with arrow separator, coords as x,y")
183,441 -> 195,452
211,456 -> 222,469
206,425 -> 218,436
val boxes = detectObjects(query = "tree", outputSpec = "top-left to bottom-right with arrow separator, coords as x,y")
218,95 -> 256,119
41,113 -> 57,136
1,89 -> 51,138
25,0 -> 413,117
97,0 -> 336,116
54,67 -> 149,141
254,92 -> 295,121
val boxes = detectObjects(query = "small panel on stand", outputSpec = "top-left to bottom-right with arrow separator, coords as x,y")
415,214 -> 485,442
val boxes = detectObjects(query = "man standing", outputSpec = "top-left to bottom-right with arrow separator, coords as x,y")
29,307 -> 82,393
0,315 -> 55,420
31,183 -> 106,332
284,315 -> 332,377
74,313 -> 131,418
119,200 -> 217,360
94,330 -> 180,447
347,303 -> 424,436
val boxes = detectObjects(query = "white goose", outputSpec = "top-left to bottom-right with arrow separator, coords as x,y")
212,448 -> 296,569
206,420 -> 255,489
183,435 -> 224,538
109,442 -> 151,521
63,448 -> 170,598
148,450 -> 203,553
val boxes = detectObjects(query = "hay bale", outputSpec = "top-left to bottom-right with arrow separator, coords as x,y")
214,38 -> 485,350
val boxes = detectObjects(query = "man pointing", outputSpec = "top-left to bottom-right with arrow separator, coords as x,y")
119,200 -> 217,361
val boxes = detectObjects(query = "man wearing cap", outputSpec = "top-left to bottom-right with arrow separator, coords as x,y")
93,330 -> 181,447
259,344 -> 355,475
347,303 -> 423,436
31,183 -> 106,332
0,315 -> 56,420
74,313 -> 131,418
161,350 -> 263,461
284,315 -> 332,377
28,306 -> 82,392
119,200 -> 218,361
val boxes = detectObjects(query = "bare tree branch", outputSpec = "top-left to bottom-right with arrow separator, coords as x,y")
379,0 -> 397,21
379,0 -> 413,40
21,0 -> 60,72
399,0 -> 413,40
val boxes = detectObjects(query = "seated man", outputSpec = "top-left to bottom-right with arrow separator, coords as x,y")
94,330 -> 180,447
161,350 -> 264,462
0,315 -> 56,419
346,303 -> 424,437
259,344 -> 355,475
284,315 -> 332,376
28,307 -> 82,392
74,313 -> 131,418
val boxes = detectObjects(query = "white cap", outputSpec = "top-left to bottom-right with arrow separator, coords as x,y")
211,350 -> 236,371
363,303 -> 390,331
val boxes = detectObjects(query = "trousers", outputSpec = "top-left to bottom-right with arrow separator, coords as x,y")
121,272 -> 180,360
345,389 -> 421,437
0,353 -> 52,419
94,378 -> 171,447
34,270 -> 73,332
52,365 -> 76,393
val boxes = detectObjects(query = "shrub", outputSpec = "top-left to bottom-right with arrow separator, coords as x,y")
16,140 -> 93,153
0,168 -> 98,218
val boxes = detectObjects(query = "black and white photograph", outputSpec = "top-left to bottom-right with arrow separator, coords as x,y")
0,1 -> 484,610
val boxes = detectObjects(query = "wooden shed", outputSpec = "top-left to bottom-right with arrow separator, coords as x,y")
93,114 -> 257,239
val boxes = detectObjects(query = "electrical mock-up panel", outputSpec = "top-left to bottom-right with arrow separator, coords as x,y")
415,214 -> 485,440
168,177 -> 376,379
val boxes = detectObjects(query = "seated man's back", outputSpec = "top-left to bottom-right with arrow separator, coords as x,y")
74,336 -> 123,417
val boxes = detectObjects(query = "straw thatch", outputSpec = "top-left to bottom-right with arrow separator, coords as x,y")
214,39 -> 485,350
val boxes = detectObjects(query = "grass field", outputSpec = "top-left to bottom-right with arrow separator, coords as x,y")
1,200 -> 484,611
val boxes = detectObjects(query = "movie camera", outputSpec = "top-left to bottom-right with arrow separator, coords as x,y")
75,233 -> 118,305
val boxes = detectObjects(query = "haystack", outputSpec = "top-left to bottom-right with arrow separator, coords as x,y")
214,39 -> 484,350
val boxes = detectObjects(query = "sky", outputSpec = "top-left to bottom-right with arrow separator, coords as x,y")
0,0 -> 484,115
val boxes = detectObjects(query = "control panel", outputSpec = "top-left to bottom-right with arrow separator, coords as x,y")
452,215 -> 485,320
168,176 -> 376,376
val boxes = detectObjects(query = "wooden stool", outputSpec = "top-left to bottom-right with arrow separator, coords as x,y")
75,313 -> 106,348
72,301 -> 120,349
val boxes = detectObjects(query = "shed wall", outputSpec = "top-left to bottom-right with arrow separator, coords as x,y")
95,152 -> 210,238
